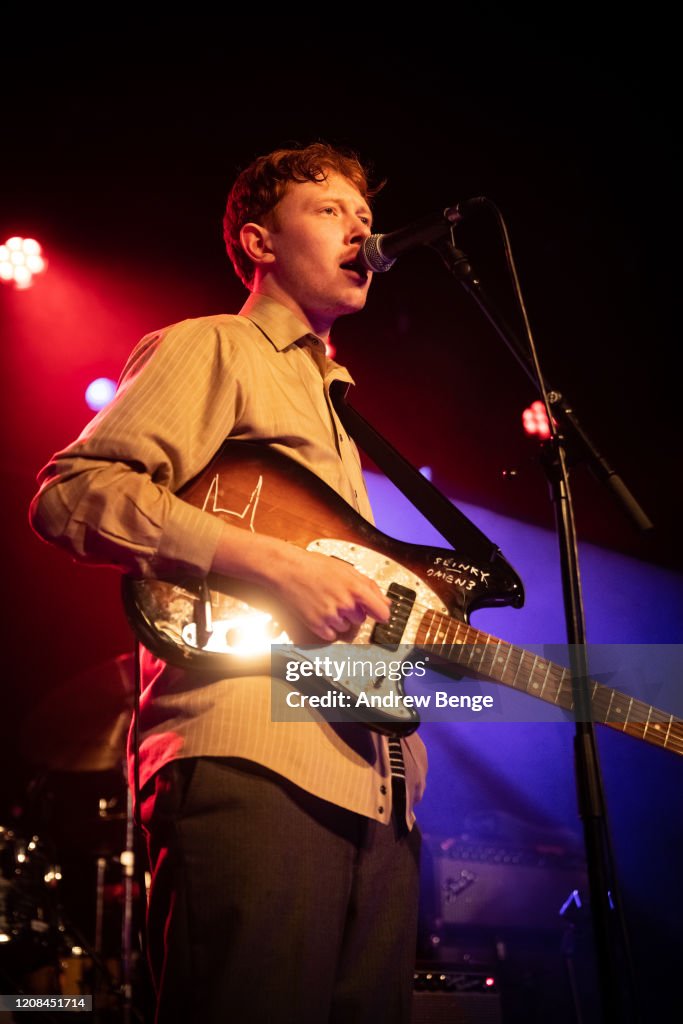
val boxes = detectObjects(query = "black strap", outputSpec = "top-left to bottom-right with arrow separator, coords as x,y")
331,380 -> 501,565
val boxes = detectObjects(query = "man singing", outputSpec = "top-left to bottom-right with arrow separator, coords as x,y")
30,142 -> 428,1023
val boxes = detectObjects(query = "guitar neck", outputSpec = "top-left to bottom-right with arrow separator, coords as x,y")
415,609 -> 683,755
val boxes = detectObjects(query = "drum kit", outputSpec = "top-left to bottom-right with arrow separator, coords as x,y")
1,653 -> 149,1021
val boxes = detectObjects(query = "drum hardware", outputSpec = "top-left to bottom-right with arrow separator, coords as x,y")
1,821 -> 124,1006
17,652 -> 148,1020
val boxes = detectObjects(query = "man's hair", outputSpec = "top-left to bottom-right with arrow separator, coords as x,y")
223,142 -> 381,288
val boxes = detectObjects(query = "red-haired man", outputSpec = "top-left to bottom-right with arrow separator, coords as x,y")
30,143 -> 428,1023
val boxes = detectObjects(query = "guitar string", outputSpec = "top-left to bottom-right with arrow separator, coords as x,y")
402,602 -> 683,754
357,590 -> 682,753
194,586 -> 682,754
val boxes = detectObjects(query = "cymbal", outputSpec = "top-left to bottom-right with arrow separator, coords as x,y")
21,653 -> 136,772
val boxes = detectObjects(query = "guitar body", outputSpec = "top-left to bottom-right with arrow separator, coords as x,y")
123,440 -> 524,668
122,442 -> 683,753
122,442 -> 523,735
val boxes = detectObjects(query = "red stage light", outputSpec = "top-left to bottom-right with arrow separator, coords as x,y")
522,399 -> 552,439
0,236 -> 47,289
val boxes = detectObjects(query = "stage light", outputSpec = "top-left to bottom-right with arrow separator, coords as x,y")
85,377 -> 117,411
522,399 -> 552,439
325,339 -> 336,359
0,236 -> 47,289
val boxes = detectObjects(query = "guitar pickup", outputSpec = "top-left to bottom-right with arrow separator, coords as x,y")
371,582 -> 416,651
194,578 -> 214,649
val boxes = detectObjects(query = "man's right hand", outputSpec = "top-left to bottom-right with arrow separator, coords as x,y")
269,545 -> 391,642
211,523 -> 391,642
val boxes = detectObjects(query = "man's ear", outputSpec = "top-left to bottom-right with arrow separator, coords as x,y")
240,222 -> 276,272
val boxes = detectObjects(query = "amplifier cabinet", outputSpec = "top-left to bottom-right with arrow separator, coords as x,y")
426,837 -> 587,931
412,969 -> 502,1023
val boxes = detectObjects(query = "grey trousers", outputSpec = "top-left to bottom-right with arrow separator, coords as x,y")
140,756 -> 421,1024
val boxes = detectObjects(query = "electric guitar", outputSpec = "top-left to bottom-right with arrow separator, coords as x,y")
122,442 -> 683,752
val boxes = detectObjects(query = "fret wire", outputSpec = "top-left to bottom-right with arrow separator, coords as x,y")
493,639 -> 503,679
644,706 -> 652,737
555,667 -> 569,705
452,619 -> 463,648
604,690 -> 615,724
441,615 -> 452,651
501,641 -> 513,683
433,611 -> 442,645
546,665 -> 563,702
622,697 -> 633,730
630,697 -> 657,725
505,648 -> 520,688
539,659 -> 552,699
505,646 -> 523,689
464,631 -> 477,670
477,634 -> 490,675
527,653 -> 540,695
557,668 -> 573,709
481,634 -> 490,671
541,660 -> 558,699
440,614 -> 451,647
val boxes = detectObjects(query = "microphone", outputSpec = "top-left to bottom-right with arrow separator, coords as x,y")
358,197 -> 486,272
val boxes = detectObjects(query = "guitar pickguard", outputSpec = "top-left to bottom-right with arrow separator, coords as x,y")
309,538 -> 449,647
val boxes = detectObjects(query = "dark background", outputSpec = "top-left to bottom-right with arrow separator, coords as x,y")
2,11 -> 681,1021
4,12 -> 679,564
4,12 -> 680,706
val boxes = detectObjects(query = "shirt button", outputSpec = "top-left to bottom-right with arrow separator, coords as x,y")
380,784 -> 387,795
378,806 -> 385,814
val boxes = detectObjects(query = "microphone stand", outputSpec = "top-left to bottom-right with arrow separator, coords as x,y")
432,229 -> 650,1024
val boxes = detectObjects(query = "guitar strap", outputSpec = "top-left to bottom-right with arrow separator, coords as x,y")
331,380 -> 508,568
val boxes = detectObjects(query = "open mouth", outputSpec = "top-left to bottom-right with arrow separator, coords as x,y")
340,260 -> 368,280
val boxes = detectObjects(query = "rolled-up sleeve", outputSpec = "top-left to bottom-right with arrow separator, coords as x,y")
29,316 -> 248,578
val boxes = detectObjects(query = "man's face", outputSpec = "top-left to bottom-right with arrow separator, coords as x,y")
264,170 -> 373,334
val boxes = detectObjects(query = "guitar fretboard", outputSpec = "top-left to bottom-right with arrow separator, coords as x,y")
416,610 -> 683,756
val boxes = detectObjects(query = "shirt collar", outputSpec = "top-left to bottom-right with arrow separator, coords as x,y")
239,292 -> 321,352
239,292 -> 355,384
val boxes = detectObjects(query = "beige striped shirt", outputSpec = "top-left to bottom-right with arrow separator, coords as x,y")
30,293 -> 428,827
